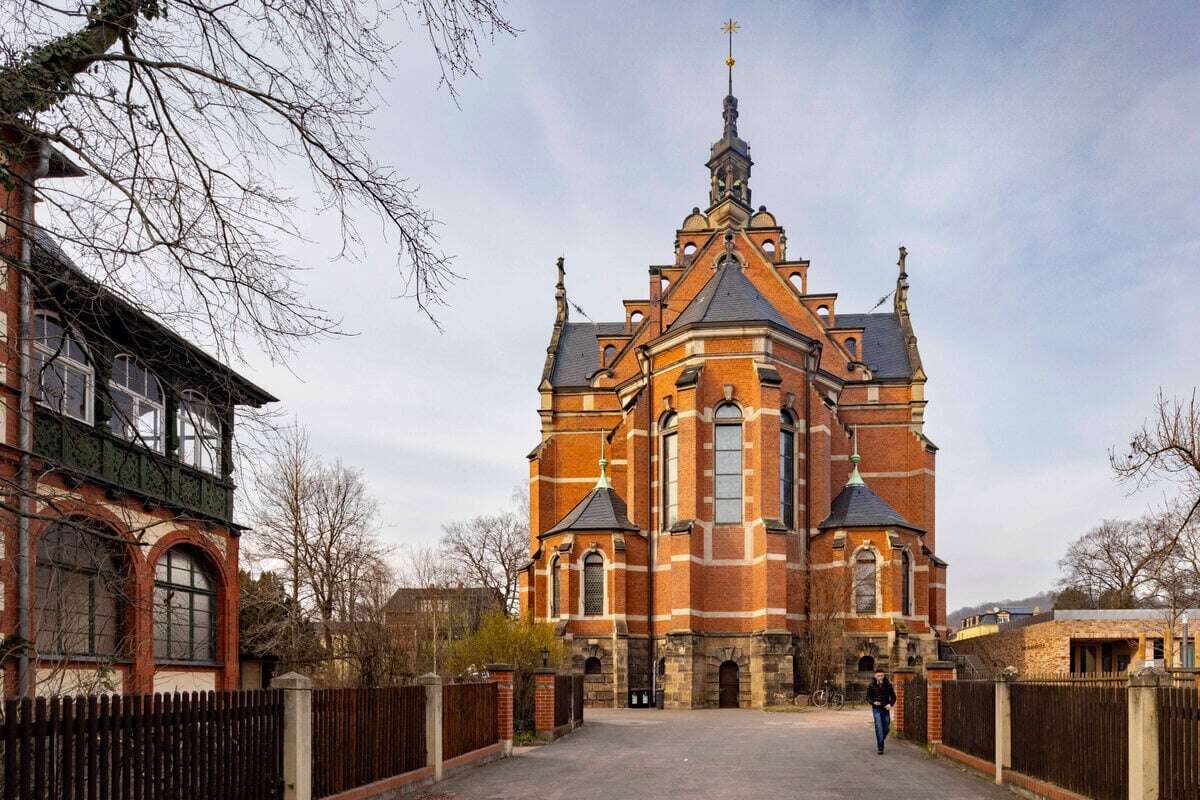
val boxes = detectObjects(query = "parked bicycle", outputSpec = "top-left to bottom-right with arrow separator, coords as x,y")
810,679 -> 845,710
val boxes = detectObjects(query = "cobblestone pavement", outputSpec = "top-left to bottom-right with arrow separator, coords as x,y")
421,707 -> 1015,800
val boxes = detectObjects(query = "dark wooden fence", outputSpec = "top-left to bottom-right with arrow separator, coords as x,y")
311,686 -> 425,799
941,680 -> 994,761
571,676 -> 584,723
1010,683 -> 1126,800
553,676 -> 572,728
441,683 -> 497,761
1159,686 -> 1200,800
0,690 -> 282,800
903,676 -> 927,744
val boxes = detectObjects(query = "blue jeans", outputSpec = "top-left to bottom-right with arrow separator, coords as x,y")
872,705 -> 891,749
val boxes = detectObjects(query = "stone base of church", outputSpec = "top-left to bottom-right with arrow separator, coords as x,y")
564,628 -> 940,709
659,631 -> 796,709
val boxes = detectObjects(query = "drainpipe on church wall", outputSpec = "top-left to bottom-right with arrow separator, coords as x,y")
637,344 -> 656,701
17,141 -> 50,697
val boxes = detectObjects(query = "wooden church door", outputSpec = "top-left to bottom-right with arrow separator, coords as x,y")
718,661 -> 740,708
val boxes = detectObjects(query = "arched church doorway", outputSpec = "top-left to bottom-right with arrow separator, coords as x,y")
718,661 -> 740,708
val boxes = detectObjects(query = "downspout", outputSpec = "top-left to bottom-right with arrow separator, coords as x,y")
637,344 -> 655,699
17,140 -> 51,697
802,343 -> 819,689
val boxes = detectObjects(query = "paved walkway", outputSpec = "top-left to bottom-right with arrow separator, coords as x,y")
421,707 -> 1014,800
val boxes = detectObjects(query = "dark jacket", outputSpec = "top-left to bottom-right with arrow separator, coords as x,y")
866,678 -> 896,707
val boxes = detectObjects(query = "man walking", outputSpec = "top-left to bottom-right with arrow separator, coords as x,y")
866,669 -> 896,754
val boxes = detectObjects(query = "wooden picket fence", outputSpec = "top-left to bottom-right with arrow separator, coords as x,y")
0,690 -> 283,800
441,683 -> 496,761
310,686 -> 425,799
571,675 -> 584,724
941,680 -> 994,761
903,675 -> 927,744
1009,682 -> 1127,800
553,676 -> 572,728
1158,686 -> 1200,800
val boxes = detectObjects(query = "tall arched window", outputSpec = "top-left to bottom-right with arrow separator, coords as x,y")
901,549 -> 912,616
854,549 -> 878,615
661,412 -> 679,528
549,556 -> 560,618
154,547 -> 217,662
109,354 -> 165,451
35,522 -> 124,657
583,552 -> 604,616
178,391 -> 222,474
33,311 -> 93,423
779,410 -> 796,529
714,403 -> 743,524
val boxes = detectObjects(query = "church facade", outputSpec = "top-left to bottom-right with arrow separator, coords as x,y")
519,83 -> 947,708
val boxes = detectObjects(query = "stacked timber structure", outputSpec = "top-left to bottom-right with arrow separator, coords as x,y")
520,78 -> 948,708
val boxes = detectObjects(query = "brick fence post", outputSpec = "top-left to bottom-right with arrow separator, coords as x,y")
994,672 -> 1015,785
891,667 -> 915,734
486,664 -> 514,756
924,661 -> 956,745
534,668 -> 556,740
271,672 -> 312,800
1128,670 -> 1166,800
418,673 -> 444,781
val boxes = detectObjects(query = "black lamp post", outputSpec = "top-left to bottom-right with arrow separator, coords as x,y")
540,646 -> 550,668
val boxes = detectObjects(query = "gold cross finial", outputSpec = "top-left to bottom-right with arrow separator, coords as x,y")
722,19 -> 740,94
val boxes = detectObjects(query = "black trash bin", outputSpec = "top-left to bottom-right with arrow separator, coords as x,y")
654,688 -> 665,709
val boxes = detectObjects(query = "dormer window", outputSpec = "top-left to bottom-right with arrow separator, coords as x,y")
602,345 -> 616,366
109,354 -> 165,452
178,391 -> 222,474
33,312 -> 93,423
845,337 -> 858,358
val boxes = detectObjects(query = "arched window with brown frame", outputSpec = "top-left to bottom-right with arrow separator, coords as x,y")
549,555 -> 560,618
854,549 -> 878,615
153,547 -> 218,662
35,521 -> 126,657
901,549 -> 912,617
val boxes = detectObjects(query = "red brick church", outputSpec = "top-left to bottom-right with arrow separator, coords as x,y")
519,72 -> 947,708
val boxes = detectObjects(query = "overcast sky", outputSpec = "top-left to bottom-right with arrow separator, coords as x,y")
240,1 -> 1200,610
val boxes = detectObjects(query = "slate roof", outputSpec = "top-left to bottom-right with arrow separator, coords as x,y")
669,264 -> 795,331
817,483 -> 923,532
833,313 -> 912,380
542,486 -> 639,536
548,322 -> 627,387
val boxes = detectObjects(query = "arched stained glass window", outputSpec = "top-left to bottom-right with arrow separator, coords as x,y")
855,549 -> 877,615
661,412 -> 678,528
550,556 -> 560,618
779,410 -> 795,529
714,403 -> 743,524
583,553 -> 604,616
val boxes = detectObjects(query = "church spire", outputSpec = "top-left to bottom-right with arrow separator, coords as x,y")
707,20 -> 752,228
847,429 -> 865,487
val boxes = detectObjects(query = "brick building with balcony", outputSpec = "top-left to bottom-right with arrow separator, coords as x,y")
519,77 -> 948,708
1,136 -> 275,696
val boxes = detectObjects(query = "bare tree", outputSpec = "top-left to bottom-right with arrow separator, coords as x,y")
798,569 -> 854,695
246,423 -> 388,669
440,511 -> 525,614
1,0 -> 518,356
1057,517 -> 1168,608
1112,390 -> 1200,539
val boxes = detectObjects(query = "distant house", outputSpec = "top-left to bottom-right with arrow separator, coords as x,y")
384,587 -> 502,674
952,608 -> 1199,674
950,606 -> 1039,642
